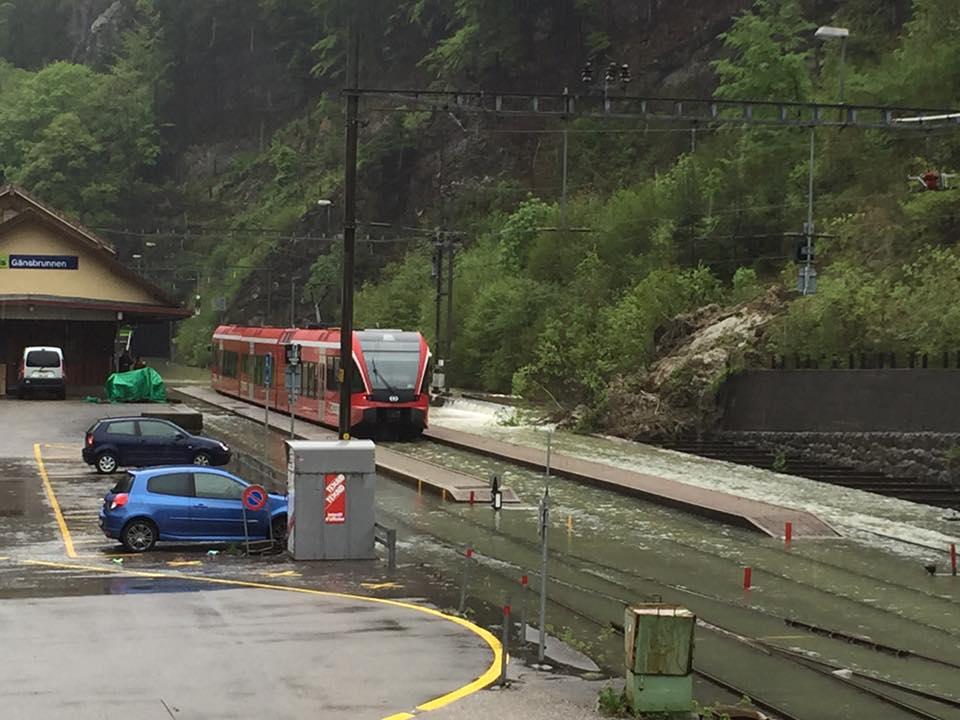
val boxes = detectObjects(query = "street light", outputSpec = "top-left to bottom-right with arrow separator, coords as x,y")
132,253 -> 142,273
799,26 -> 851,296
815,25 -> 849,104
317,199 -> 333,236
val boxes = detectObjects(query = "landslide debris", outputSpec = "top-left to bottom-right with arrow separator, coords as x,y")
605,288 -> 786,438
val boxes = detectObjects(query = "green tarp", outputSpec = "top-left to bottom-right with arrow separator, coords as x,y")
104,368 -> 167,403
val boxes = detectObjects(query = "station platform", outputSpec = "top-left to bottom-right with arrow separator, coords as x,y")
424,426 -> 838,539
174,386 -> 519,504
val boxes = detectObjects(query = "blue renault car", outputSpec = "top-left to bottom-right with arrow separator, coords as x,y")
83,417 -> 231,474
99,466 -> 287,552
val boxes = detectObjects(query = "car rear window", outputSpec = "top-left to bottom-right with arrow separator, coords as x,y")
111,474 -> 134,494
26,350 -> 60,367
147,473 -> 194,497
107,421 -> 137,436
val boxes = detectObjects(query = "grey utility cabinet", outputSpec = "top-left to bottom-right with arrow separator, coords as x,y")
285,439 -> 376,560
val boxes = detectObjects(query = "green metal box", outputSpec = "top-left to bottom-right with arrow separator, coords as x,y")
624,604 -> 695,714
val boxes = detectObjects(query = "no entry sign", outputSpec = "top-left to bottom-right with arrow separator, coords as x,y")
242,484 -> 268,512
324,473 -> 346,524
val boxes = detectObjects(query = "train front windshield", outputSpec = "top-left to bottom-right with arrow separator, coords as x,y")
358,332 -> 423,392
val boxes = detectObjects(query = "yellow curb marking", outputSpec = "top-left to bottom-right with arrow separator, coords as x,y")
361,581 -> 403,590
34,444 -> 76,558
168,560 -> 204,567
264,570 -> 301,578
23,559 -> 501,718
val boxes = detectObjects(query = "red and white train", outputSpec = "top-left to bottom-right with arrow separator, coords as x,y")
211,324 -> 431,438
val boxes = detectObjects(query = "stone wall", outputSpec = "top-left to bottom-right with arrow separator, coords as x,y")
727,432 -> 960,486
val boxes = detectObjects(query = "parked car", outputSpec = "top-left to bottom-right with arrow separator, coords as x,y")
99,466 -> 287,552
82,417 -> 231,474
18,346 -> 66,399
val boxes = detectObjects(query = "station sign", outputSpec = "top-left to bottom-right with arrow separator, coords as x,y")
263,354 -> 273,387
0,254 -> 79,270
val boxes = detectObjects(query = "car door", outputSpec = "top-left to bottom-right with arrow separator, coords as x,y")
191,472 -> 249,539
144,471 -> 194,537
104,420 -> 142,465
137,420 -> 185,465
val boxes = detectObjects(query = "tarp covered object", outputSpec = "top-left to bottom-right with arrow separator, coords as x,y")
104,368 -> 167,403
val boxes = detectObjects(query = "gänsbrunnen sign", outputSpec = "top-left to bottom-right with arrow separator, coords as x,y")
0,254 -> 79,270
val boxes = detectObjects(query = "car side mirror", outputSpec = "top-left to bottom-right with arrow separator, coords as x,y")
175,433 -> 185,441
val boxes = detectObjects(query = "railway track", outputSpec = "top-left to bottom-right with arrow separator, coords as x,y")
191,395 -> 960,717
653,435 -> 960,509
379,503 -> 960,720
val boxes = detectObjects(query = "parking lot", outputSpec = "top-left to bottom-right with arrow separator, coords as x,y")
0,399 -> 499,720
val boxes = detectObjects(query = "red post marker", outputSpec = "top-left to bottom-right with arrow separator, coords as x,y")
503,604 -> 511,617
951,544 -> 957,577
521,575 -> 528,587
469,490 -> 475,505
743,567 -> 752,590
785,522 -> 793,545
466,548 -> 474,558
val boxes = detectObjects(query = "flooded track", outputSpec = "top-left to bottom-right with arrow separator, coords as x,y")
190,394 -> 960,719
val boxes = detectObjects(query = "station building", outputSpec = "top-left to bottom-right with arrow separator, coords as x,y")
0,186 -> 190,394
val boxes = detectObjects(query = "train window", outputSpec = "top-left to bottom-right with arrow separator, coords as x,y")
351,362 -> 365,392
300,362 -> 318,398
222,351 -> 238,378
241,354 -> 249,377
421,361 -> 431,394
325,356 -> 338,391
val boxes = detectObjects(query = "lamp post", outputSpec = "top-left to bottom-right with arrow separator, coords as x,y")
815,25 -> 850,104
317,199 -> 333,236
800,26 -> 850,296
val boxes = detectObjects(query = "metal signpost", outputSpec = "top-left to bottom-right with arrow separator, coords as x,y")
285,344 -> 301,439
263,354 -> 273,467
537,485 -> 550,664
240,484 -> 268,556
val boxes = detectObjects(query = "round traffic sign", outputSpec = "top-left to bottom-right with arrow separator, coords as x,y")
242,484 -> 268,511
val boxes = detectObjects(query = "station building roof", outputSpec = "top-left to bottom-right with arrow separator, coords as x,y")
0,186 -> 190,322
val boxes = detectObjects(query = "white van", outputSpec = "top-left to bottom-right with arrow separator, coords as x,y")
18,346 -> 66,399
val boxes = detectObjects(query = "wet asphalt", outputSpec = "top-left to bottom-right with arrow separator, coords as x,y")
0,398 -> 499,720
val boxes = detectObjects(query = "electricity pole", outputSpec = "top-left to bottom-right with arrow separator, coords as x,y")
339,20 -> 360,439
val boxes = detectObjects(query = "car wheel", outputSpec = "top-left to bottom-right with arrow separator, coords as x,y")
271,515 -> 287,544
96,452 -> 119,474
17,386 -> 25,400
193,451 -> 212,466
57,388 -> 66,400
121,519 -> 157,552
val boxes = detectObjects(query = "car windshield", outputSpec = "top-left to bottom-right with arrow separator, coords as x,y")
26,350 -> 60,367
111,473 -> 134,494
364,351 -> 421,391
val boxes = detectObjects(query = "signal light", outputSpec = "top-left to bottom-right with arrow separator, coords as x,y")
110,493 -> 129,511
86,433 -> 94,447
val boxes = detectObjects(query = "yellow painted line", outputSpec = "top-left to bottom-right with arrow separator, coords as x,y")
361,581 -> 402,590
33,444 -> 76,558
168,560 -> 204,567
0,556 -> 9,561
23,559 -> 501,717
264,570 -> 301,578
382,714 -> 415,720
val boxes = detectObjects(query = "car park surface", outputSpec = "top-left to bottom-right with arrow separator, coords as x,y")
0,398 -> 500,720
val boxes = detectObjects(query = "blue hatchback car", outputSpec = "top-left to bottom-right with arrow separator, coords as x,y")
99,466 -> 287,552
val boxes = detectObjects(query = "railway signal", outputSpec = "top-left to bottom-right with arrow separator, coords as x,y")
909,170 -> 957,191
